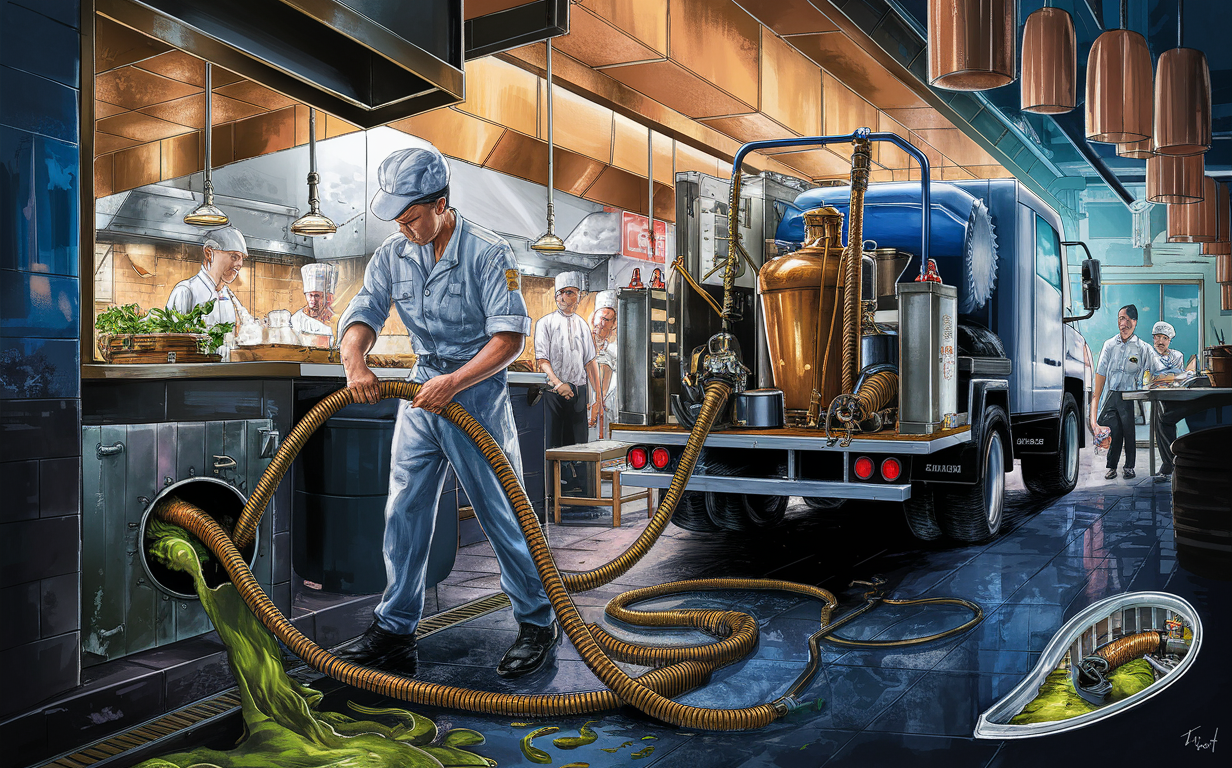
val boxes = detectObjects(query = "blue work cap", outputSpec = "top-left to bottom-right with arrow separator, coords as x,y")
371,146 -> 451,221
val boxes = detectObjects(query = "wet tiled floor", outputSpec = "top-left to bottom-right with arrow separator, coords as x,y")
302,447 -> 1228,766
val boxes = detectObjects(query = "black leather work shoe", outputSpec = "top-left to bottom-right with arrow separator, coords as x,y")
497,621 -> 559,679
1153,471 -> 1172,484
1104,468 -> 1118,480
1123,468 -> 1136,479
334,623 -> 418,675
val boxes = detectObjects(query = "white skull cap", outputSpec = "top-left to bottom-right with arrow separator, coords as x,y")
594,290 -> 618,311
1152,321 -> 1176,339
371,145 -> 450,221
203,225 -> 248,255
555,271 -> 585,292
301,262 -> 338,294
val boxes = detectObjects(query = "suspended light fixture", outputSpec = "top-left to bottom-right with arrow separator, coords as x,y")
184,63 -> 228,227
1116,138 -> 1153,159
1085,0 -> 1152,143
1021,3 -> 1075,113
1168,176 -> 1218,243
1154,0 -> 1211,156
1146,153 -> 1204,204
290,108 -> 337,236
531,39 -> 565,252
928,0 -> 1016,91
1202,182 -> 1230,255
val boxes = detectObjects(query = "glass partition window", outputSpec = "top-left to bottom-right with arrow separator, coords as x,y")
1035,215 -> 1063,294
1072,281 -> 1203,367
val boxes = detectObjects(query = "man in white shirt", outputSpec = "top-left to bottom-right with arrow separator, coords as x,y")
1149,321 -> 1185,482
590,290 -> 619,438
1090,304 -> 1154,480
291,262 -> 338,344
166,226 -> 250,328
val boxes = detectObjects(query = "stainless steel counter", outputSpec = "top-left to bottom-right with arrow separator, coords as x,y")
82,363 -> 548,386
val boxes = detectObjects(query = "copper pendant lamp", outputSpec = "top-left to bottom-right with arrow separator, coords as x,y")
1085,0 -> 1152,143
1146,154 -> 1204,204
1202,182 -> 1230,255
1116,139 -> 1153,159
928,0 -> 1017,91
1021,5 -> 1075,113
1167,175 -> 1218,243
1153,0 -> 1211,156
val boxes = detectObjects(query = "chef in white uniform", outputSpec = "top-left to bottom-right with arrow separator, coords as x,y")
166,225 -> 249,327
291,262 -> 338,343
590,290 -> 619,438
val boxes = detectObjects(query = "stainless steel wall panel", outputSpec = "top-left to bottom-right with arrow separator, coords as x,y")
176,422 -> 205,481
81,427 -> 106,665
123,424 -> 159,657
99,425 -> 128,662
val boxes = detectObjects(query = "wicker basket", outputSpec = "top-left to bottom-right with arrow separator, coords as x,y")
99,333 -> 221,364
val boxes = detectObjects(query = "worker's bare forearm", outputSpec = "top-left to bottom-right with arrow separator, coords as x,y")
538,359 -> 561,387
341,324 -> 377,371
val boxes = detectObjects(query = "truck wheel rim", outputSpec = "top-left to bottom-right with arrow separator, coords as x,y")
986,431 -> 1005,531
1063,410 -> 1079,485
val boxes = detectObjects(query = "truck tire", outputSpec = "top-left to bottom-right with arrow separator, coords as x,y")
803,497 -> 847,511
705,492 -> 786,530
902,484 -> 942,541
938,405 -> 1008,542
1021,394 -> 1080,497
670,491 -> 720,533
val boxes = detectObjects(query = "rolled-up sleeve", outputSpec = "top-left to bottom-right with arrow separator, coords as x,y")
338,241 -> 395,339
481,244 -> 532,337
534,315 -> 552,361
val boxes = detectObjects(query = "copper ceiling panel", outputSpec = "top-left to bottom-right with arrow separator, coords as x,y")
553,148 -> 608,197
211,123 -> 235,167
324,115 -> 361,138
876,112 -> 913,170
214,80 -> 296,111
760,28 -> 822,137
821,72 -> 882,162
112,142 -> 162,193
96,101 -> 130,120
668,0 -> 760,111
701,112 -> 795,145
581,0 -> 668,57
883,107 -> 952,131
455,57 -> 539,138
96,111 -> 195,143
604,59 -> 755,120
869,169 -> 894,183
389,107 -> 506,167
769,148 -> 852,180
95,15 -> 171,73
554,5 -> 663,69
611,113 -> 649,176
733,0 -> 839,36
912,129 -> 997,167
466,0 -> 535,19
96,66 -> 202,110
485,130 -> 549,187
232,107 -> 296,164
584,165 -> 647,214
160,132 -> 201,180
95,155 -> 114,198
544,85 -> 614,164
963,165 -> 1014,179
791,32 -> 928,109
294,104 -> 310,146
94,132 -> 141,155
942,166 -> 977,181
133,50 -> 206,86
675,141 -> 726,179
652,131 -> 674,185
137,92 -> 268,129
908,133 -> 951,169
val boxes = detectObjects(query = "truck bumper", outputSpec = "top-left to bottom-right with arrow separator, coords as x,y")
619,470 -> 912,501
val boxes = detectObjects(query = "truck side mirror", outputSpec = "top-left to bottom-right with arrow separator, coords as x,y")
1081,258 -> 1101,312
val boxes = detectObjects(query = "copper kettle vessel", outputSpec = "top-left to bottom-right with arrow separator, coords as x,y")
759,207 -> 846,425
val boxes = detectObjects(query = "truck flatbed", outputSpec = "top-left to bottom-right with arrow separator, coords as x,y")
611,423 -> 971,454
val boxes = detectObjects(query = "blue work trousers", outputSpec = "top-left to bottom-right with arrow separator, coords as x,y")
374,371 -> 553,634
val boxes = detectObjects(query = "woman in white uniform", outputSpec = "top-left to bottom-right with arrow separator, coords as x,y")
165,226 -> 250,327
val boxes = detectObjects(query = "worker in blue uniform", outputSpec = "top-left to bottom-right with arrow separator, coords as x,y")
334,145 -> 557,678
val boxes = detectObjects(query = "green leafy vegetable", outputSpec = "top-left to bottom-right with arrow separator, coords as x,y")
96,301 -> 233,354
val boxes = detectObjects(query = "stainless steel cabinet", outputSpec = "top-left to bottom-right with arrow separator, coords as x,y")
81,419 -> 274,665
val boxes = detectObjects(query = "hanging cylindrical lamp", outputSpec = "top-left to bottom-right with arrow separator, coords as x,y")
1154,0 -> 1211,156
184,63 -> 228,226
928,0 -> 1017,91
1146,154 -> 1204,204
1202,182 -> 1230,255
1117,138 -> 1153,159
1085,0 -> 1152,143
1021,4 -> 1075,113
1168,176 -> 1218,243
290,108 -> 338,236
531,39 -> 565,252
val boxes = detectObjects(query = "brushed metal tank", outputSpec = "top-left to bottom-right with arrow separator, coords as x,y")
759,207 -> 845,423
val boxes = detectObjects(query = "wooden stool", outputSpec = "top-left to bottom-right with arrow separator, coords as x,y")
546,440 -> 652,527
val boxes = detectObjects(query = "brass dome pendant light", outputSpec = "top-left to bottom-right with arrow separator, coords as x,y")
184,63 -> 228,226
1146,153 -> 1204,204
1085,0 -> 1152,144
531,38 -> 565,252
1168,175 -> 1218,243
1021,2 -> 1076,114
1201,182 -> 1230,255
290,108 -> 338,236
1153,0 -> 1211,156
928,0 -> 1017,91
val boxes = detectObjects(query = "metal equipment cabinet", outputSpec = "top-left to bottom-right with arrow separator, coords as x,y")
80,419 -> 275,665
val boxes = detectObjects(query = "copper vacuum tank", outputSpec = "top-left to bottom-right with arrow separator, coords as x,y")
759,207 -> 845,425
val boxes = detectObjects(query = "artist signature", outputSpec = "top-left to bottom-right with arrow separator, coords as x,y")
1181,726 -> 1218,753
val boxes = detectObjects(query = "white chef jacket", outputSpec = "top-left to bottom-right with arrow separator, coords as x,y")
534,309 -> 597,387
166,267 -> 245,328
290,309 -> 334,341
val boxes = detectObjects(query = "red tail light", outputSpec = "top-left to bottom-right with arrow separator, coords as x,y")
881,457 -> 902,482
628,447 -> 648,469
854,456 -> 875,480
651,447 -> 671,469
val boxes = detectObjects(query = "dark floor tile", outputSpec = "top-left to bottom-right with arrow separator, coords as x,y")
660,726 -> 856,768
44,660 -> 164,756
0,707 -> 47,768
416,657 -> 606,695
311,594 -> 380,649
992,603 -> 1066,653
125,633 -> 224,671
825,731 -> 1001,768
864,669 -> 1020,736
164,649 -> 235,710
810,664 -> 925,731
0,458 -> 38,522
1007,556 -> 1108,606
924,554 -> 1049,609
40,571 -> 77,636
416,625 -> 517,667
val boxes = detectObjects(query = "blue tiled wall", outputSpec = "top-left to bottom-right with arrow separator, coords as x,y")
0,0 -> 83,730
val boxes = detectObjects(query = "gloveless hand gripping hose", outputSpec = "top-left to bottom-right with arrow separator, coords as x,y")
158,379 -> 842,730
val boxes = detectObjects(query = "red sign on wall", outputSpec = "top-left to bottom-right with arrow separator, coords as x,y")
621,211 -> 668,263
